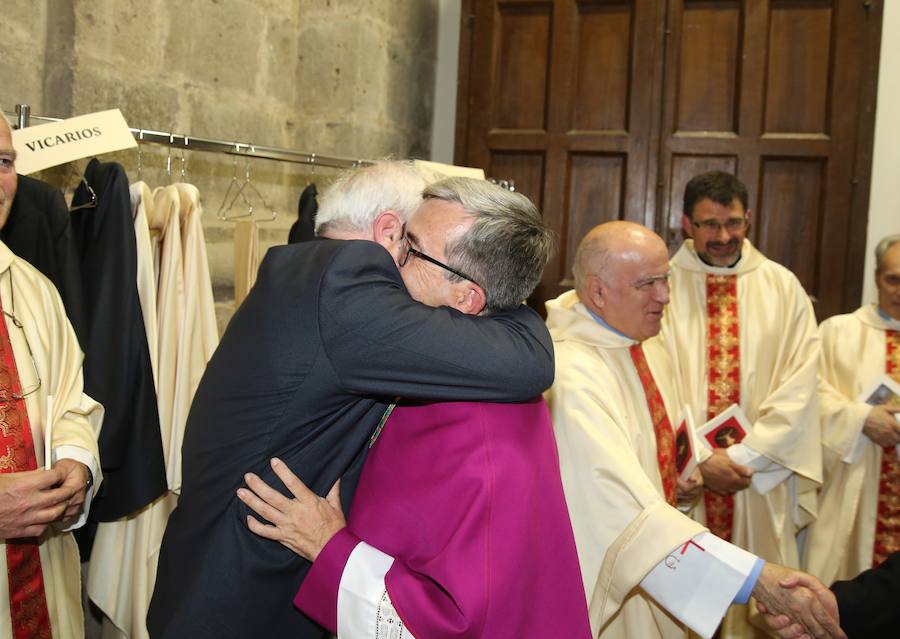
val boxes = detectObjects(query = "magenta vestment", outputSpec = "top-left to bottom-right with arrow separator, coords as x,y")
296,398 -> 592,638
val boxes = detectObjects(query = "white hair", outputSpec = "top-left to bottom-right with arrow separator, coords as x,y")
876,234 -> 900,271
314,160 -> 426,235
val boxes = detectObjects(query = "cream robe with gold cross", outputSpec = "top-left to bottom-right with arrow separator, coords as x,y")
804,304 -> 900,583
660,240 -> 822,639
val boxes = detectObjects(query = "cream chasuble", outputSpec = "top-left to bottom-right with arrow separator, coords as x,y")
804,304 -> 900,584
172,183 -> 218,494
546,291 -> 704,638
660,240 -> 821,638
0,241 -> 103,639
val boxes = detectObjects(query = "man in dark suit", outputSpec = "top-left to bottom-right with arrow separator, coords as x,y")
148,162 -> 554,638
761,552 -> 900,639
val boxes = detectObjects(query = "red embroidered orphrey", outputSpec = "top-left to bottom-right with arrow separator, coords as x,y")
703,274 -> 743,542
874,330 -> 900,566
0,296 -> 53,639
629,343 -> 678,506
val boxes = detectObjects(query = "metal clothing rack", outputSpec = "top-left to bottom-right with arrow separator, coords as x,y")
4,103 -> 373,170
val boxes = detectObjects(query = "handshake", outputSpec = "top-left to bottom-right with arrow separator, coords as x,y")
753,563 -> 844,639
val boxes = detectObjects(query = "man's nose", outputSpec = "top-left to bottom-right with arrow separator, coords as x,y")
655,280 -> 670,304
714,224 -> 731,243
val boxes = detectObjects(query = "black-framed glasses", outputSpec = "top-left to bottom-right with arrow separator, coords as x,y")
398,224 -> 481,288
691,218 -> 747,233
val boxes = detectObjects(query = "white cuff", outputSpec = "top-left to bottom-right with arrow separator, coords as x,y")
641,532 -> 758,639
53,445 -> 98,531
726,443 -> 791,495
338,542 -> 416,639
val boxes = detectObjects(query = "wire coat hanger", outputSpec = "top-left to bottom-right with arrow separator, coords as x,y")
218,148 -> 277,222
68,162 -> 97,212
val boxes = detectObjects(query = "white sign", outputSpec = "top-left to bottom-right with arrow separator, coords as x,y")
11,109 -> 137,175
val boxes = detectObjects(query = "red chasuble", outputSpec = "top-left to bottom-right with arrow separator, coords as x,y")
874,330 -> 900,566
0,299 -> 52,639
629,343 -> 678,505
704,274 -> 742,542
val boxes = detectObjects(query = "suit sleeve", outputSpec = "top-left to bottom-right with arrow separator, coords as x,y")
319,242 -> 553,402
831,552 -> 900,638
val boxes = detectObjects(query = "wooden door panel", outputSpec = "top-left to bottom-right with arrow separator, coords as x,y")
558,153 -> 628,286
764,0 -> 833,135
493,3 -> 554,131
676,1 -> 742,134
489,152 -> 546,209
570,1 -> 633,132
756,158 -> 826,295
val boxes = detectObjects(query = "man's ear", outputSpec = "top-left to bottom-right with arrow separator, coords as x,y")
681,213 -> 694,239
372,210 -> 404,253
454,282 -> 487,316
586,274 -> 606,312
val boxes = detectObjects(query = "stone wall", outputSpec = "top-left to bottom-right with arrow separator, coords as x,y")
2,0 -> 438,330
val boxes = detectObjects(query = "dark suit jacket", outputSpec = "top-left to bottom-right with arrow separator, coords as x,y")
3,174 -> 86,346
832,552 -> 900,638
148,239 -> 554,639
71,160 -> 166,531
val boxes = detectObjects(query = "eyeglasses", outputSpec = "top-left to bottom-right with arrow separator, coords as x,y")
691,218 -> 748,233
0,310 -> 41,402
398,224 -> 481,288
0,270 -> 41,403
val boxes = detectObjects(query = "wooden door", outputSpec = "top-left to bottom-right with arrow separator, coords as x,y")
455,0 -> 667,305
656,0 -> 882,318
455,0 -> 882,319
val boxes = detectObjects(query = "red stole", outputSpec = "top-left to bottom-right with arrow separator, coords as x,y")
704,274 -> 742,542
629,343 -> 678,506
874,330 -> 900,566
0,298 -> 52,639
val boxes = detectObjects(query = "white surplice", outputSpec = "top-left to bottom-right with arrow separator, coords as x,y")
546,291 -> 758,639
660,240 -> 822,638
0,241 -> 102,639
803,304 -> 900,583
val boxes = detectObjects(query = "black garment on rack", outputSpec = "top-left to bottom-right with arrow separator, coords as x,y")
288,183 -> 317,243
2,174 -> 87,346
71,159 -> 166,540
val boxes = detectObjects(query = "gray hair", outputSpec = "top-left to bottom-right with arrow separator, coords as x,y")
423,177 -> 553,314
315,160 -> 425,235
572,237 -> 612,293
876,234 -> 900,271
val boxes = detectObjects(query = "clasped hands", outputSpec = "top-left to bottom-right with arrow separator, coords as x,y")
237,458 -> 345,562
0,459 -> 91,539
754,563 -> 846,639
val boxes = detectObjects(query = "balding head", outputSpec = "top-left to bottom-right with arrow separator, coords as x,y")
0,116 -> 18,229
574,221 -> 670,341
